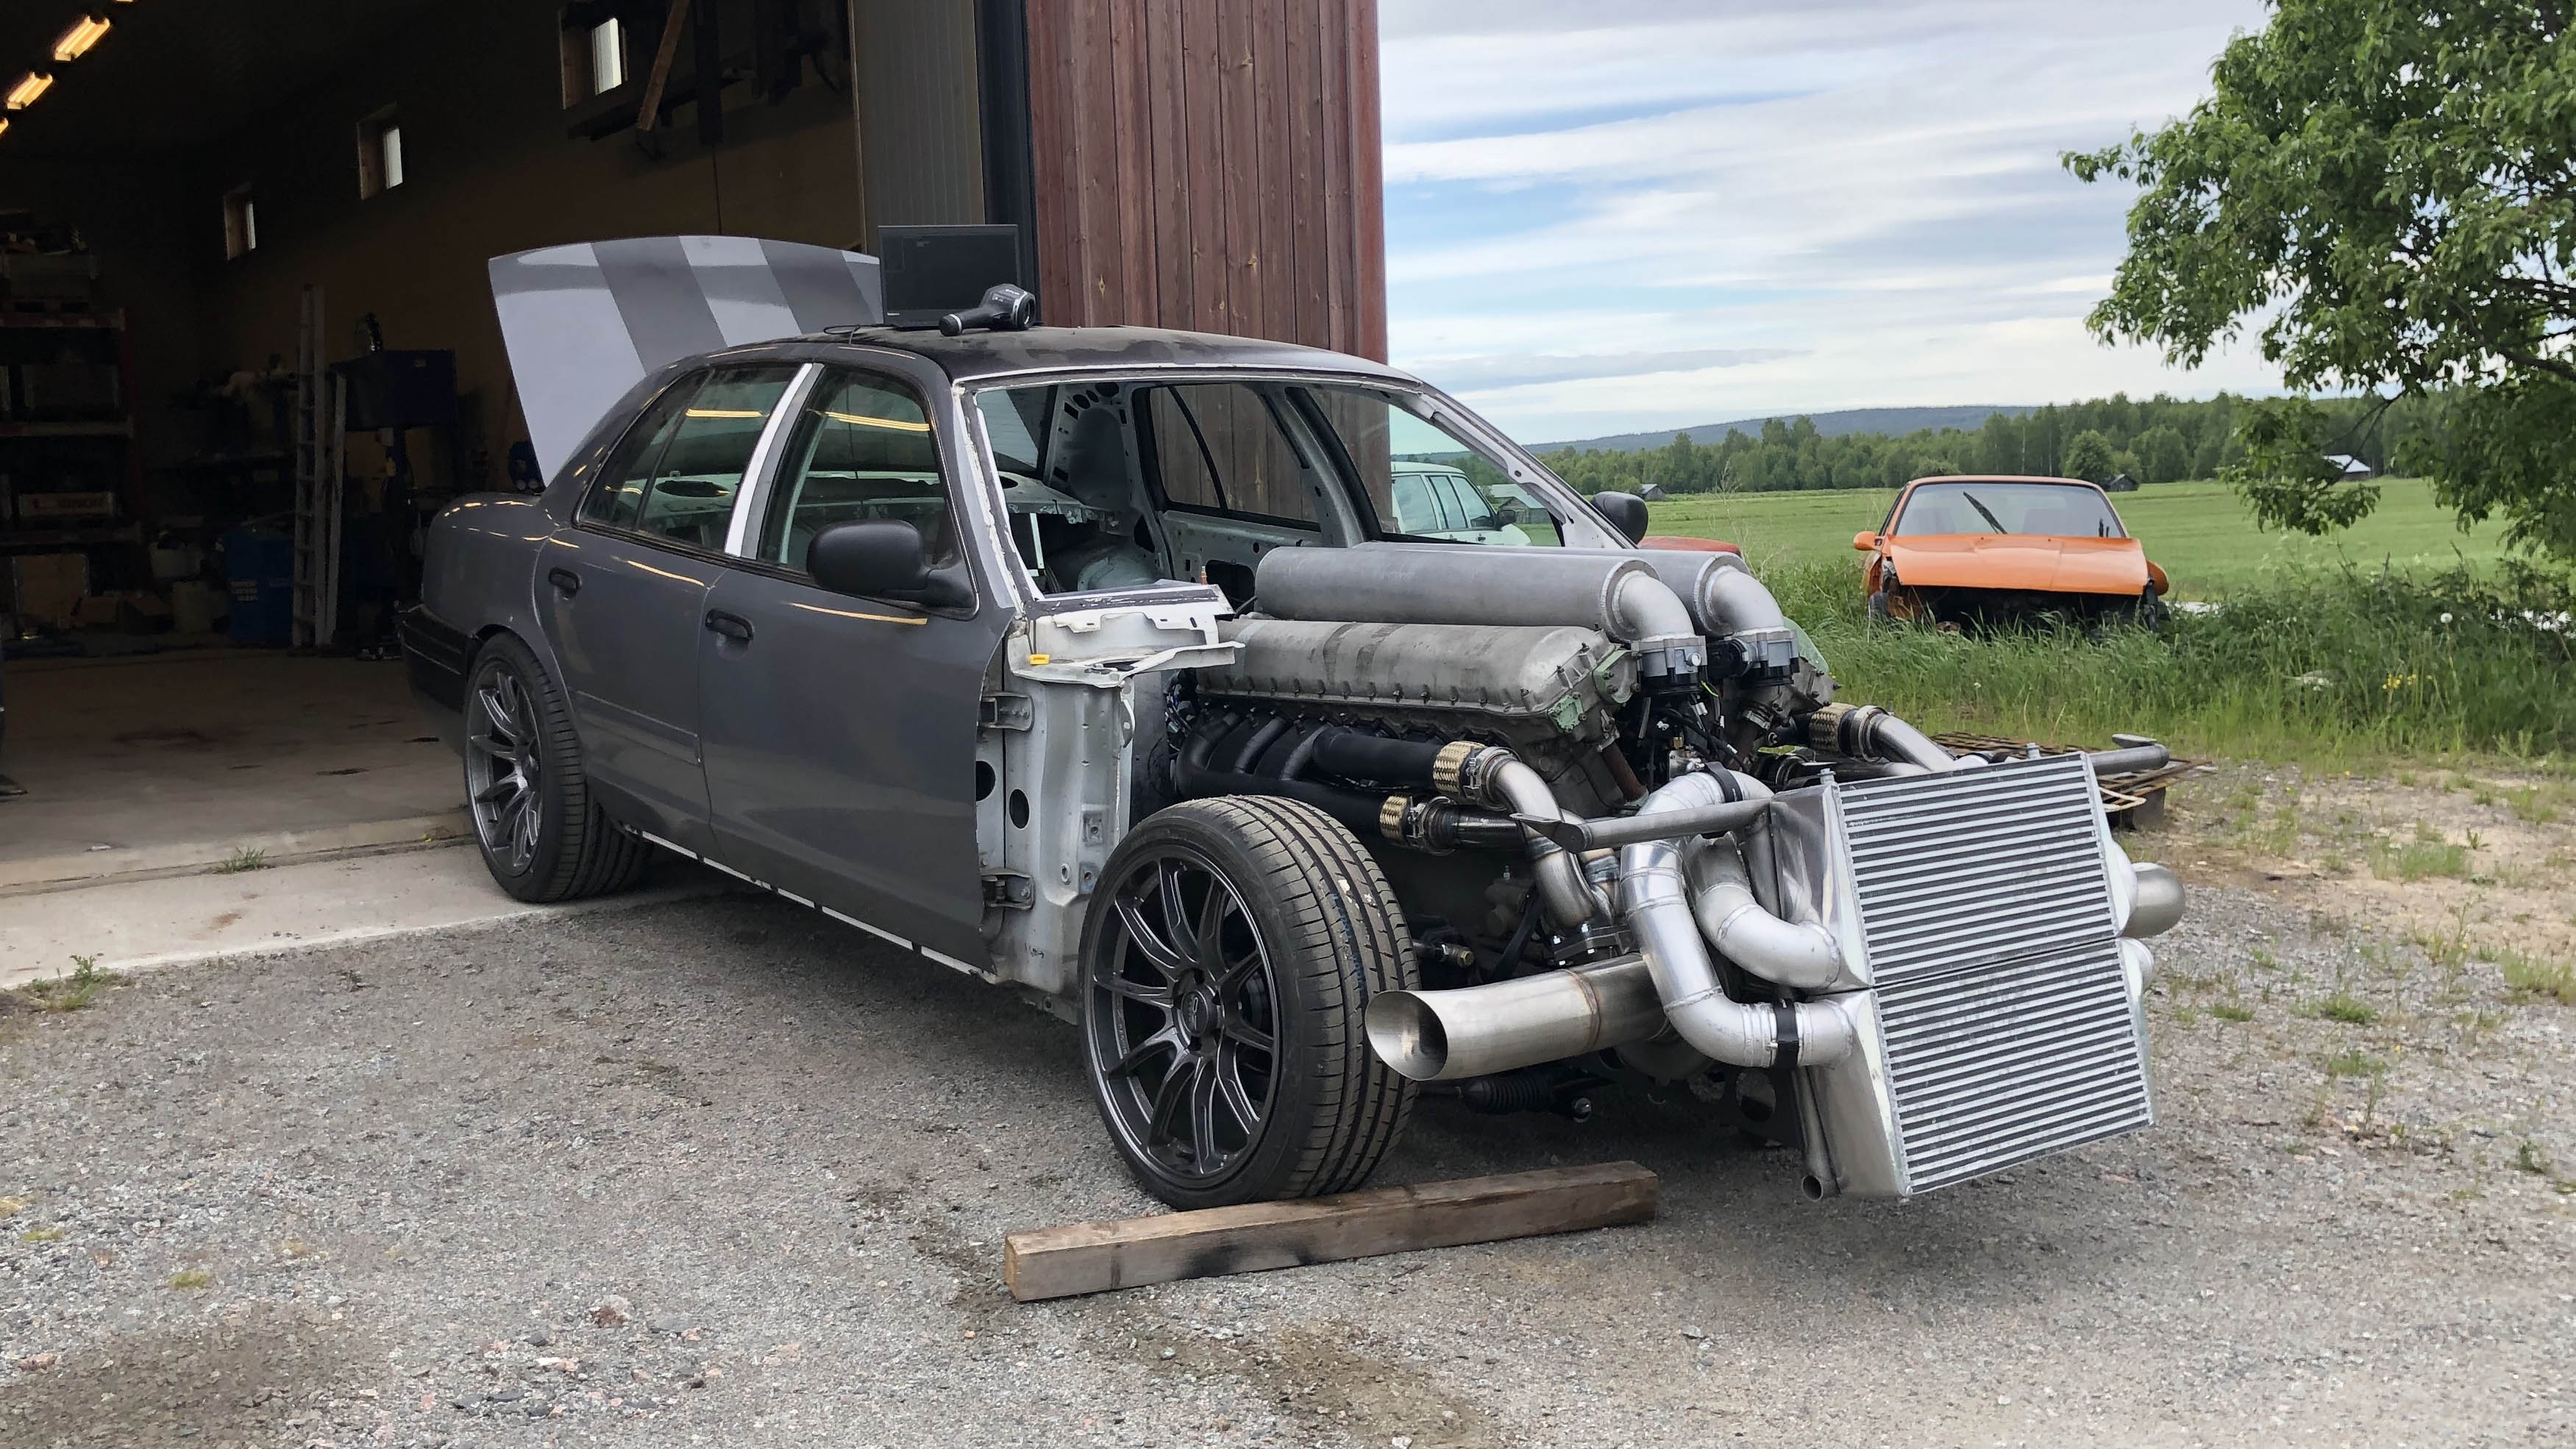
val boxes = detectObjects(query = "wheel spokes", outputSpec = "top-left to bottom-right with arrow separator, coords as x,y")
1107,1025 -> 1185,1080
1112,892 -> 1188,980
1219,1008 -> 1273,1055
1186,1058 -> 1223,1164
1144,1053 -> 1195,1147
1214,1042 -> 1264,1135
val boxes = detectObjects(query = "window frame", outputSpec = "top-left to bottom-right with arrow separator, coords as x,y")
221,185 -> 257,260
357,107 -> 404,199
743,363 -> 961,580
572,363 -> 808,564
1134,381 -> 1330,530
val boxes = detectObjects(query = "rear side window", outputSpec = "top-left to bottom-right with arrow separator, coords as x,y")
580,378 -> 698,530
758,369 -> 951,572
634,367 -> 798,548
578,365 -> 797,548
1140,383 -> 1318,527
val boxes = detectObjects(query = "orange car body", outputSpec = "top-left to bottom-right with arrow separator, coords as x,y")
1857,475 -> 2168,621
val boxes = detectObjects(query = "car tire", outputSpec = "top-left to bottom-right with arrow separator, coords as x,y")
1080,797 -> 1417,1210
461,633 -> 653,904
1866,589 -> 1896,626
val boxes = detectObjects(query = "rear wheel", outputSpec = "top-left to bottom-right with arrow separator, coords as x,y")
1080,797 -> 1416,1209
463,633 -> 652,903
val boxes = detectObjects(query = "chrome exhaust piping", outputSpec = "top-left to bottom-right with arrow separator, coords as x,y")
1365,955 -> 1665,1082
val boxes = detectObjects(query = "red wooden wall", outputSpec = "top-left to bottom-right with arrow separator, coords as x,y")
1022,0 -> 1387,361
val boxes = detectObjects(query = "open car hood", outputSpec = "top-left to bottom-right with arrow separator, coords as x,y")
1884,534 -> 2150,594
490,235 -> 883,483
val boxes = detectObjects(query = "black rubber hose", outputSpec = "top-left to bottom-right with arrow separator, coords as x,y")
1170,752 -> 1387,836
1493,889 -> 1542,975
1231,716 -> 1289,775
1308,729 -> 1448,786
1277,726 -> 1326,781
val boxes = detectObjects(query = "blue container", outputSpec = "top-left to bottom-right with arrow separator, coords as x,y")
222,527 -> 294,644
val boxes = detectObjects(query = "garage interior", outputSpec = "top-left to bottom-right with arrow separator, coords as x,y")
0,0 -> 1384,893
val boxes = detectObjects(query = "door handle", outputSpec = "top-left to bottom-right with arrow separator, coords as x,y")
547,566 -> 582,597
704,609 -> 755,644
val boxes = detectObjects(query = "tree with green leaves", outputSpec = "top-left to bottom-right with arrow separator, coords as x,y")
2068,0 -> 2576,562
2062,430 -> 2118,483
2134,424 -> 2191,484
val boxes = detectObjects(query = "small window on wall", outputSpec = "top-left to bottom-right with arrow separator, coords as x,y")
560,7 -> 630,104
357,108 -> 404,198
222,187 -> 257,260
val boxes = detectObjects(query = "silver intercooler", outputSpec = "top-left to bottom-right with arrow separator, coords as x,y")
1779,752 -> 2155,1197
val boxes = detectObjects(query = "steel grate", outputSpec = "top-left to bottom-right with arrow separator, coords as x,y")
1837,754 -> 2153,1192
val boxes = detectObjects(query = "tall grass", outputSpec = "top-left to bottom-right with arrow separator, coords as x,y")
1768,560 -> 2576,764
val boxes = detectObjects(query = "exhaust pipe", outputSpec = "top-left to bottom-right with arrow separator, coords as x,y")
1365,955 -> 1665,1082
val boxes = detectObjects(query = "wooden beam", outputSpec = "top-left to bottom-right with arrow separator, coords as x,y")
636,0 -> 693,134
1001,1162 -> 1658,1303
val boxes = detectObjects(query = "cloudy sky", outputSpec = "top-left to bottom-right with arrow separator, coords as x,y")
1378,0 -> 2280,441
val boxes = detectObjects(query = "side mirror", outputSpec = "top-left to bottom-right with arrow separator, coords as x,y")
1591,490 -> 1649,545
1853,530 -> 1882,552
807,520 -> 971,609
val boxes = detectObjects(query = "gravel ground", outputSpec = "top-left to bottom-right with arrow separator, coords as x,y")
2,853 -> 2570,1448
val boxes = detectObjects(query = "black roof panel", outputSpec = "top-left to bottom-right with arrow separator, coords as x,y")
808,325 -> 1416,385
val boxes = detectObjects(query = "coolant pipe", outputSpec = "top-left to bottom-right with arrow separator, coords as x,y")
1685,836 -> 1842,989
1618,772 -> 1859,1068
1365,954 -> 1666,1082
2087,742 -> 2172,777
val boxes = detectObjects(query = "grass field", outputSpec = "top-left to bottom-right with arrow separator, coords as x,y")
1645,477 -> 2514,599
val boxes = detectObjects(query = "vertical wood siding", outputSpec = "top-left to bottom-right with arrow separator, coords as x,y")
1023,0 -> 1386,360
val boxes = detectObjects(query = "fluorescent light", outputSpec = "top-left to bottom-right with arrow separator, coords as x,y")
4,73 -> 54,110
54,15 -> 111,63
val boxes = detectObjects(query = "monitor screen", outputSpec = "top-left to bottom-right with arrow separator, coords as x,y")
880,225 -> 1028,328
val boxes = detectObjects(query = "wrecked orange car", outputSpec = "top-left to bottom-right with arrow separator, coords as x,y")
1855,474 -> 2169,627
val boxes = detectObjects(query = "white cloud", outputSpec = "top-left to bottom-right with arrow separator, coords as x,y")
1378,0 -> 2280,441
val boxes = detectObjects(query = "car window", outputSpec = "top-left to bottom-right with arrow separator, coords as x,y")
758,369 -> 951,573
1141,383 -> 1319,527
588,366 -> 798,549
579,377 -> 700,530
1304,386 -> 1562,546
976,386 -> 1053,478
1894,481 -> 2124,538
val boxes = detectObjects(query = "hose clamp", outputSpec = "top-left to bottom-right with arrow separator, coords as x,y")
1378,794 -> 1412,844
1431,740 -> 1481,797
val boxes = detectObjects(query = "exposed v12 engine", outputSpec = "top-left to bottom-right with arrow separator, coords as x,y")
1153,540 -> 2182,1199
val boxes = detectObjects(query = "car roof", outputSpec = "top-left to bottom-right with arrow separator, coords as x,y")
798,324 -> 1420,386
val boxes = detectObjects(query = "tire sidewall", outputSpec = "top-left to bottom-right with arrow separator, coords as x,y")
1079,802 -> 1388,1210
464,636 -> 579,901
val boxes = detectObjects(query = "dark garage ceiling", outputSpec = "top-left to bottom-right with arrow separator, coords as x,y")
0,0 -> 443,160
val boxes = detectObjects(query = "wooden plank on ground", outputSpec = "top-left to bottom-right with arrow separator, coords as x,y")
1002,1161 -> 1658,1303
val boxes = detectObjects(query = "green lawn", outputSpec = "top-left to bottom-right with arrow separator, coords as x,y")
1644,477 -> 2515,599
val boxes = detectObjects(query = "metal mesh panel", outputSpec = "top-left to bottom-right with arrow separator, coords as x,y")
1838,755 -> 2152,1192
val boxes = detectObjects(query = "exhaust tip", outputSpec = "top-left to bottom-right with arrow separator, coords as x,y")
1800,1173 -> 1829,1201
1364,992 -> 1449,1082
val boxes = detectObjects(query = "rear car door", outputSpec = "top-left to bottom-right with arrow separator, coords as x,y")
697,364 -> 1007,962
539,363 -> 800,850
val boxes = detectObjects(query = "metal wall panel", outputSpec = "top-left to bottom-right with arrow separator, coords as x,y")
854,0 -> 989,237
1023,0 -> 1386,359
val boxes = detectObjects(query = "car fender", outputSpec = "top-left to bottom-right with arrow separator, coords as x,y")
2146,559 -> 2170,595
415,493 -> 565,728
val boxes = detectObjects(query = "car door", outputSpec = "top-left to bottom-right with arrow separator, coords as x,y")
538,363 -> 801,851
697,364 -> 1006,963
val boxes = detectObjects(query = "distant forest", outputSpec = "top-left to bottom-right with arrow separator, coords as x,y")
1535,392 -> 2428,496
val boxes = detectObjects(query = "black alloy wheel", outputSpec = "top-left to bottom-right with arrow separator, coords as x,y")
466,665 -> 544,874
1090,846 -> 1280,1186
460,633 -> 652,903
1081,797 -> 1416,1209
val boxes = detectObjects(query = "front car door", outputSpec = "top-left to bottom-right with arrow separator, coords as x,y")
697,362 -> 1008,962
538,362 -> 801,851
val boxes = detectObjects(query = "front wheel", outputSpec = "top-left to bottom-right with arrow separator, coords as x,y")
462,633 -> 652,903
1080,797 -> 1417,1209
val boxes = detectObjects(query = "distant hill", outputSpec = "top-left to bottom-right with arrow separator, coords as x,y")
1531,405 -> 2037,454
